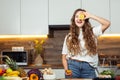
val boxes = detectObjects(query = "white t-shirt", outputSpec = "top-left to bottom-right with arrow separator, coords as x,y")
62,25 -> 102,67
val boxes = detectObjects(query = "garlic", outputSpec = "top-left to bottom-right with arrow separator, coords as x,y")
42,67 -> 54,75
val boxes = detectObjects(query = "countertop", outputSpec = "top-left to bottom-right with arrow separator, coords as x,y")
58,79 -> 92,80
20,64 -> 120,69
57,78 -> 115,80
2,77 -> 116,80
20,64 -> 63,69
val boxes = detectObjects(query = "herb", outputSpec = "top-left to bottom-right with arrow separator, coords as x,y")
100,70 -> 114,77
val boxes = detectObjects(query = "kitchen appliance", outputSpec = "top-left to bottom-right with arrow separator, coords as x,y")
1,51 -> 28,66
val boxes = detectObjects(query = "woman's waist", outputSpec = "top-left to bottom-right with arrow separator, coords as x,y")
68,57 -> 93,64
68,57 -> 98,67
66,54 -> 98,61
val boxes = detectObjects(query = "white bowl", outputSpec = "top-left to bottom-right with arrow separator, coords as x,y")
43,74 -> 56,80
97,66 -> 118,73
0,64 -> 9,69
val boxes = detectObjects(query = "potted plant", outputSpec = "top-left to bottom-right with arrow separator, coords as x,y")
34,39 -> 45,66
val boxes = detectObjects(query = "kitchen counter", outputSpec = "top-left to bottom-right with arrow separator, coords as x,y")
20,64 -> 120,69
57,78 -> 115,80
20,64 -> 63,69
58,78 -> 92,80
57,78 -> 113,80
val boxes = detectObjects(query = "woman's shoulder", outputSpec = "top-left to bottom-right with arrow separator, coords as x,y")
65,33 -> 72,40
66,33 -> 71,37
67,33 -> 71,36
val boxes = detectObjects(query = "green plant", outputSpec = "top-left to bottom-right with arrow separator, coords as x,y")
100,70 -> 114,77
34,40 -> 44,54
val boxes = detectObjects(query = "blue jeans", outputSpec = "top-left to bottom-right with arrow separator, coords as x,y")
65,59 -> 96,78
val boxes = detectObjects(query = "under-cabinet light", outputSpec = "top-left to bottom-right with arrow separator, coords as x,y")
99,34 -> 120,37
0,35 -> 48,38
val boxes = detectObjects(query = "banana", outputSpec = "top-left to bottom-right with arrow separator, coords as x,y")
7,74 -> 19,77
3,71 -> 20,77
12,71 -> 20,75
7,71 -> 20,76
3,73 -> 7,76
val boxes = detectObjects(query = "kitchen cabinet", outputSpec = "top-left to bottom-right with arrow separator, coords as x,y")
82,0 -> 111,34
49,0 -> 120,33
21,0 -> 48,35
49,0 -> 82,25
0,0 -> 120,34
0,0 -> 20,34
0,0 -> 48,35
110,0 -> 120,33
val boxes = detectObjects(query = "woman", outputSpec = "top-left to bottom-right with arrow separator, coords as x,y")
62,8 -> 110,78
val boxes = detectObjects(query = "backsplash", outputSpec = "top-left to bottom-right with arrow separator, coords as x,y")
98,35 -> 120,66
0,38 -> 47,65
0,30 -> 120,68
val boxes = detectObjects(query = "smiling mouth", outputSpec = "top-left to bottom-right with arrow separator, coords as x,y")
77,20 -> 82,24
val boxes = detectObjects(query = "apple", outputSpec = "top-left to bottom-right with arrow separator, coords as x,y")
2,69 -> 6,73
6,68 -> 13,73
0,68 -> 6,76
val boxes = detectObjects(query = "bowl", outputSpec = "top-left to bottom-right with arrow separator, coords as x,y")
97,66 -> 118,77
97,66 -> 118,73
0,64 -> 8,69
43,74 -> 56,80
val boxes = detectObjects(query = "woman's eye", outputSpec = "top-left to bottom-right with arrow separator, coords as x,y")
75,15 -> 79,18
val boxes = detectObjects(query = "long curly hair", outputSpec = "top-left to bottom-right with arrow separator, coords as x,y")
66,8 -> 97,56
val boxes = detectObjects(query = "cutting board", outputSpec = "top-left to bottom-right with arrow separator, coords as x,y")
4,77 -> 22,80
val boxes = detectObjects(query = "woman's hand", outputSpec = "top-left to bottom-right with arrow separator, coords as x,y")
83,11 -> 111,33
65,70 -> 72,75
83,11 -> 92,20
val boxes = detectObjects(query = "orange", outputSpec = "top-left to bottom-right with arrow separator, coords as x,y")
29,73 -> 39,80
79,14 -> 85,20
66,70 -> 72,75
0,68 -> 2,73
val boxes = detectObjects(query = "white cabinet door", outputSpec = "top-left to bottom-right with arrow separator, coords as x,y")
21,0 -> 48,35
110,0 -> 120,33
82,0 -> 110,34
49,0 -> 82,25
0,0 -> 20,34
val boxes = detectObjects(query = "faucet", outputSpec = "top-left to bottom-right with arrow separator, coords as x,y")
102,58 -> 105,67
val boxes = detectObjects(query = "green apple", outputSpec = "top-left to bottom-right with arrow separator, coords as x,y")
6,68 -> 13,73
